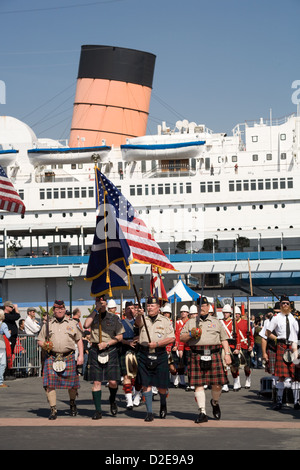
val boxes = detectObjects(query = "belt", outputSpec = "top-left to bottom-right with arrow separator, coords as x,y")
49,351 -> 74,358
139,345 -> 165,353
190,347 -> 221,354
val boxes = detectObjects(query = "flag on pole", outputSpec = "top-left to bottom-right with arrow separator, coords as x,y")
85,168 -> 131,297
0,165 -> 25,215
150,265 -> 168,302
95,169 -> 176,272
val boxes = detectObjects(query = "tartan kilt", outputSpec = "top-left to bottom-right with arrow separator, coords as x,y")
188,345 -> 228,387
136,349 -> 169,389
274,342 -> 295,380
265,346 -> 276,375
84,346 -> 121,383
43,353 -> 80,389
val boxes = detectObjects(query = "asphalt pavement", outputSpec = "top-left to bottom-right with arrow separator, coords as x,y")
0,368 -> 299,454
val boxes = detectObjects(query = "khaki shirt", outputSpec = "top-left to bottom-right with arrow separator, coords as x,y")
38,316 -> 82,354
138,313 -> 175,347
90,311 -> 125,344
181,315 -> 229,347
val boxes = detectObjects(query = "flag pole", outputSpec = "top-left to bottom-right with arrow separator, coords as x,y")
129,269 -> 151,342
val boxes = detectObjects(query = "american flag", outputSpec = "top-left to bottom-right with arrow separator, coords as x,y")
95,169 -> 175,272
150,265 -> 168,302
0,165 -> 25,215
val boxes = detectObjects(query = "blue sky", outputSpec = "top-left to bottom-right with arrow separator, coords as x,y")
0,0 -> 299,141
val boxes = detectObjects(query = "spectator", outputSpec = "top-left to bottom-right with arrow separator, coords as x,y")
0,309 -> 11,388
2,300 -> 20,356
24,308 -> 41,336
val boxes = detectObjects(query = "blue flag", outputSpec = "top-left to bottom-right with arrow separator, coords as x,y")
85,168 -> 131,297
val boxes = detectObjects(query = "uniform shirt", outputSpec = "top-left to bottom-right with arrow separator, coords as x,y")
38,316 -> 82,354
236,318 -> 254,349
267,312 -> 299,342
220,318 -> 241,349
90,311 -> 125,344
181,315 -> 228,346
138,313 -> 175,347
175,319 -> 189,351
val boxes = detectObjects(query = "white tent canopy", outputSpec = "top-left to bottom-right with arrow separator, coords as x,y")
166,279 -> 214,304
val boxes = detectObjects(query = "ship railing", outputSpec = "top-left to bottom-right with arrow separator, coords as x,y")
245,112 -> 295,128
142,162 -> 197,178
11,334 -> 42,377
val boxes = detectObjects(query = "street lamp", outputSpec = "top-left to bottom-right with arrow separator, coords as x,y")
66,275 -> 74,315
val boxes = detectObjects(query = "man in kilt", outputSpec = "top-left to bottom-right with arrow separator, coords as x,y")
260,304 -> 279,401
266,295 -> 299,410
135,296 -> 175,422
180,296 -> 232,423
84,295 -> 125,419
37,300 -> 84,420
119,301 -> 139,410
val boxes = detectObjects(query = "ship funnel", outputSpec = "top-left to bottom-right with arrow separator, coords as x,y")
69,45 -> 156,147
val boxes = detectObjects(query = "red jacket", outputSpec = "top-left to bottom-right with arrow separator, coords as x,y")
221,318 -> 241,350
175,319 -> 190,351
236,319 -> 254,350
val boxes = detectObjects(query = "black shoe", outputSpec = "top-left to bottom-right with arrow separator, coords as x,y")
110,401 -> 118,416
48,406 -> 57,420
92,410 -> 102,420
144,413 -> 154,422
160,404 -> 167,419
194,412 -> 208,424
294,403 -> 300,410
210,399 -> 221,420
273,402 -> 282,411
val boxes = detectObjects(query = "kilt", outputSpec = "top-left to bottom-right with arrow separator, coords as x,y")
188,345 -> 228,387
84,345 -> 121,383
43,352 -> 80,389
136,349 -> 169,389
274,342 -> 295,380
265,346 -> 276,375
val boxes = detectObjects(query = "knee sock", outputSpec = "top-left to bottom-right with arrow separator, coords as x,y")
276,382 -> 284,403
159,392 -> 167,407
143,390 -> 153,413
68,388 -> 77,401
46,390 -> 56,407
92,390 -> 102,411
109,386 -> 118,404
194,389 -> 206,414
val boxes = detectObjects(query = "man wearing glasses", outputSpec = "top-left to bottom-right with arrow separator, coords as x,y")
266,295 -> 299,410
38,300 -> 84,420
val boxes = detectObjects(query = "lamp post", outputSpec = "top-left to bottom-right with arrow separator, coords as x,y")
66,275 -> 74,315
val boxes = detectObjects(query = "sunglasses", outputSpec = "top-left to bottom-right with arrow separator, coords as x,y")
281,302 -> 290,305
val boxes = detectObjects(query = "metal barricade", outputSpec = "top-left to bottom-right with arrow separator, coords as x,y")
12,334 -> 42,377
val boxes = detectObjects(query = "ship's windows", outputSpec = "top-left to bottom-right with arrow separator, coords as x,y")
229,181 -> 234,191
35,214 -> 38,218
215,181 -> 220,192
141,161 -> 146,173
160,209 -> 163,214
130,185 -> 135,196
49,213 -> 52,218
280,134 -> 286,141
18,190 -> 24,200
174,208 -> 177,213
250,180 -> 256,190
151,184 -> 155,195
274,204 -> 278,208
265,179 -> 271,189
216,207 -> 220,211
71,164 -> 76,170
258,179 -> 263,190
173,183 -> 177,194
200,182 -> 206,193
81,188 -> 87,198
252,205 -> 256,209
145,185 -> 149,195
290,225 -> 293,228
252,154 -> 258,161
191,158 -> 196,171
165,184 -> 170,195
0,215 -> 3,219
236,180 -> 242,191
281,153 -> 287,160
53,188 -> 59,199
280,178 -> 286,189
287,178 -> 293,188
238,206 -> 241,210
69,213 -> 73,217
281,203 -> 285,208
78,164 -> 83,169
223,206 -> 227,211
60,188 -> 66,198
207,182 -> 213,193
259,205 -> 263,209
67,188 -> 73,198
74,187 -> 80,198
47,189 -> 52,199
158,184 -> 163,195
62,213 -> 66,217
205,158 -> 210,170
232,156 -> 237,162
83,212 -> 87,216
252,136 -> 258,142
88,187 -> 93,198
180,183 -> 184,194
243,180 -> 249,191
266,154 -> 272,160
186,183 -> 192,193
272,179 -> 278,189
40,189 -> 45,199
137,185 -> 142,196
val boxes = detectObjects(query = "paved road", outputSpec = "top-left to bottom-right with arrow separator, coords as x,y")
0,368 -> 299,452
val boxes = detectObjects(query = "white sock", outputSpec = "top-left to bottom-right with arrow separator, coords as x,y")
194,389 -> 206,414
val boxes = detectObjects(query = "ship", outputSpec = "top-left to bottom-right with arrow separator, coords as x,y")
0,45 -> 299,315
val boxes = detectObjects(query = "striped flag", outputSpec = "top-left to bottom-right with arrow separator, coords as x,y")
95,169 -> 175,272
150,265 -> 168,301
0,165 -> 25,215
